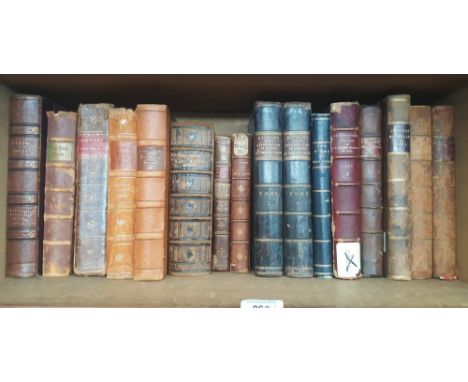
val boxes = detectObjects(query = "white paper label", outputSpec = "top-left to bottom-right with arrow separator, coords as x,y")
240,299 -> 284,309
336,242 -> 361,278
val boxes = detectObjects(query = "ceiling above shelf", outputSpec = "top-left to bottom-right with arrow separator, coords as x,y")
1,74 -> 467,112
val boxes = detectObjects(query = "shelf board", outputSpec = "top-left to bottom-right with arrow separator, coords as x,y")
0,273 -> 467,307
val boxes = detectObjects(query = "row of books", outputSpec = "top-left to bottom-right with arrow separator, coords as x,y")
5,94 -> 456,281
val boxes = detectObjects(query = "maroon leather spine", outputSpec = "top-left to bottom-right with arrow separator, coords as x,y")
330,102 -> 362,279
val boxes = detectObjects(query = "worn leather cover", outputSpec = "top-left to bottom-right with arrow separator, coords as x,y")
169,122 -> 214,276
283,102 -> 313,277
74,103 -> 112,276
134,105 -> 169,281
6,95 -> 44,278
330,102 -> 362,279
212,136 -> 231,271
43,111 -> 77,276
106,108 -> 136,279
432,106 -> 457,280
230,133 -> 252,273
311,113 -> 333,278
360,106 -> 383,277
253,102 -> 283,276
382,95 -> 411,280
409,106 -> 433,279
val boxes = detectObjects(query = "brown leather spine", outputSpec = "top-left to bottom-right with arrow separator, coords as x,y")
212,136 -> 232,271
6,95 -> 43,278
134,105 -> 169,281
432,106 -> 457,280
229,133 -> 251,273
43,111 -> 77,276
106,108 -> 137,279
409,106 -> 433,279
360,105 -> 383,277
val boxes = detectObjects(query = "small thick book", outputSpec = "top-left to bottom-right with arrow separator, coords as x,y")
432,106 -> 457,280
6,95 -> 44,278
134,105 -> 170,281
252,101 -> 284,277
330,102 -> 362,279
283,102 -> 313,277
43,111 -> 77,276
74,103 -> 113,276
212,135 -> 232,271
106,108 -> 137,280
169,122 -> 214,276
409,106 -> 433,279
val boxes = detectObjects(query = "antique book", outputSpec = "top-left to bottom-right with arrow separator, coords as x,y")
330,102 -> 362,279
212,135 -> 232,271
283,102 -> 313,277
360,105 -> 383,277
432,106 -> 457,280
106,108 -> 137,280
134,105 -> 170,281
43,111 -> 77,276
6,95 -> 44,278
382,95 -> 411,280
253,101 -> 283,276
230,133 -> 252,273
74,103 -> 112,276
311,113 -> 333,278
169,121 -> 214,276
409,106 -> 433,279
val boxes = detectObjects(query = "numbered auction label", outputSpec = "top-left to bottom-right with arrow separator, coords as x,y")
240,299 -> 284,309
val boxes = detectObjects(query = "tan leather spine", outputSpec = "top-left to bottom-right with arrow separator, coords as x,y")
134,105 -> 169,281
432,106 -> 457,280
43,111 -> 77,276
409,106 -> 433,279
106,108 -> 137,279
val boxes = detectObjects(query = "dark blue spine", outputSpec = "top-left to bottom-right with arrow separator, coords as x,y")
311,113 -> 333,278
253,102 -> 283,276
283,103 -> 313,277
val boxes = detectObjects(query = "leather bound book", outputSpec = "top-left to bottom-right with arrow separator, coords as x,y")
283,102 -> 313,278
409,106 -> 433,279
253,101 -> 283,277
382,95 -> 411,280
169,122 -> 214,276
432,106 -> 457,280
330,102 -> 362,279
359,106 -> 383,277
311,113 -> 333,278
74,103 -> 112,276
134,105 -> 169,281
43,111 -> 77,276
212,136 -> 232,271
106,108 -> 137,280
6,95 -> 44,278
230,133 -> 252,273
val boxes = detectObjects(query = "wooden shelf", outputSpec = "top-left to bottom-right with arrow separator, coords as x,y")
1,273 -> 468,307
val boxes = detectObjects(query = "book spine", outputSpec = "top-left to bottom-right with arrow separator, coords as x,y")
74,103 -> 112,276
409,106 -> 433,279
432,106 -> 457,280
212,136 -> 232,271
330,102 -> 362,279
382,95 -> 411,280
253,102 -> 283,276
230,133 -> 252,273
169,122 -> 214,276
360,106 -> 383,277
283,102 -> 313,277
106,108 -> 137,279
134,105 -> 169,281
311,113 -> 333,278
6,95 -> 43,278
43,111 -> 77,276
